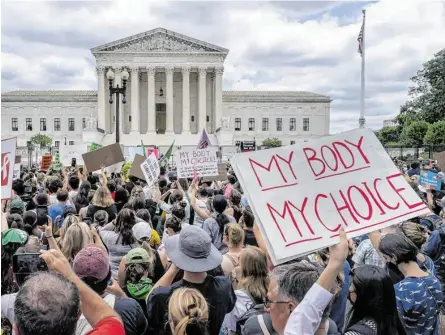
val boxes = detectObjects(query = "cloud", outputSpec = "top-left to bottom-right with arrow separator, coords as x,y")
2,0 -> 444,134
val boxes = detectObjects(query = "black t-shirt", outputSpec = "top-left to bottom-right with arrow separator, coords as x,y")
146,275 -> 236,335
113,295 -> 148,335
244,229 -> 259,247
86,204 -> 117,223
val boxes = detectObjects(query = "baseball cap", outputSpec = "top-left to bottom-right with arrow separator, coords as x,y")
126,247 -> 150,264
73,245 -> 110,281
10,199 -> 25,214
2,229 -> 29,246
132,221 -> 152,241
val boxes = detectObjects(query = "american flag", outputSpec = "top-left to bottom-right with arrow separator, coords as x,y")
197,128 -> 210,149
357,22 -> 364,56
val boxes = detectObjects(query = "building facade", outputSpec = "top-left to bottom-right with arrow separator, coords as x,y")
1,28 -> 331,161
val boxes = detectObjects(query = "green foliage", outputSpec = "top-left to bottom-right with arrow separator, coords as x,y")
376,126 -> 400,145
401,49 -> 445,123
262,137 -> 282,148
424,121 -> 445,145
401,120 -> 430,146
30,134 -> 52,147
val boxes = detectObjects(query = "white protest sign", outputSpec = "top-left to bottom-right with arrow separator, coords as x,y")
129,147 -> 144,161
140,153 -> 160,187
1,138 -> 17,199
231,128 -> 429,265
175,146 -> 218,178
13,163 -> 21,180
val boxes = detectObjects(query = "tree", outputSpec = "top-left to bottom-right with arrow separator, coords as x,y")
30,134 -> 52,148
401,120 -> 430,146
401,49 -> 445,123
262,137 -> 282,148
424,121 -> 445,145
376,126 -> 401,145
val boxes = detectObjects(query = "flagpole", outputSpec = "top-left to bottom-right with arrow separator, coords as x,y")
359,9 -> 366,128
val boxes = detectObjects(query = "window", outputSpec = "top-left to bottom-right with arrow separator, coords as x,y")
235,141 -> 241,146
54,118 -> 61,131
156,103 -> 166,112
262,118 -> 269,131
55,141 -> 60,147
303,118 -> 310,131
40,118 -> 47,131
26,118 -> 32,131
290,118 -> 296,131
11,118 -> 18,131
276,118 -> 282,131
82,118 -> 86,129
206,115 -> 210,122
69,141 -> 74,145
248,118 -> 255,131
68,118 -> 75,131
235,118 -> 241,131
290,140 -> 296,145
191,115 -> 195,122
128,116 -> 131,122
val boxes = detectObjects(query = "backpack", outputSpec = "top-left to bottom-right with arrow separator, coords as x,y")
75,294 -> 116,335
235,291 -> 265,335
226,254 -> 240,289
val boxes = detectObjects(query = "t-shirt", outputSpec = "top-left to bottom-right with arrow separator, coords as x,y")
48,203 -> 67,224
244,229 -> 258,247
243,313 -> 278,335
395,275 -> 443,335
193,199 -> 209,227
1,293 -> 17,324
146,275 -> 236,335
86,317 -> 125,335
202,214 -> 237,251
113,295 -> 148,335
221,290 -> 254,332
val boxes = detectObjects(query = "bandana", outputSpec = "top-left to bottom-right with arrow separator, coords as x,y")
1,229 -> 28,246
127,278 -> 153,300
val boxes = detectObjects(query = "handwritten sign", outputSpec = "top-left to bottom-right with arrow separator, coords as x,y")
419,170 -> 442,190
40,155 -> 53,170
82,143 -> 124,172
146,147 -> 159,159
140,153 -> 160,187
175,146 -> 218,178
231,128 -> 429,265
1,138 -> 17,199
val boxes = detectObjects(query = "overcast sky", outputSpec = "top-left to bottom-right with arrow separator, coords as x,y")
2,1 -> 445,133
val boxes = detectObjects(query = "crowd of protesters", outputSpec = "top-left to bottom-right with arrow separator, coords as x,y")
1,158 -> 445,335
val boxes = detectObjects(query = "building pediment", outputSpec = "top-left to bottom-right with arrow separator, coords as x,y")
91,28 -> 228,54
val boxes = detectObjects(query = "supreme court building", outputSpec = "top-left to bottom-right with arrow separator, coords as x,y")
1,28 -> 331,162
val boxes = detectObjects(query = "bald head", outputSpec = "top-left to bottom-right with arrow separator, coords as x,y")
14,272 -> 80,335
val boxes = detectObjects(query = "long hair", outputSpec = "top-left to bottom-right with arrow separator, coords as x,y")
59,214 -> 81,240
7,213 -> 24,229
347,265 -> 406,335
61,222 -> 93,263
22,211 -> 37,236
73,181 -> 91,212
114,209 -> 137,246
239,246 -> 269,303
213,195 -> 230,235
168,288 -> 209,335
91,186 -> 114,207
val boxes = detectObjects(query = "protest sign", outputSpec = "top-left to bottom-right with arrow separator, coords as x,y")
231,128 -> 429,265
140,153 -> 160,187
129,154 -> 147,180
128,147 -> 144,161
1,138 -> 17,199
202,163 -> 227,182
437,151 -> 445,170
419,170 -> 442,190
175,146 -> 218,178
40,155 -> 53,170
82,143 -> 124,172
146,147 -> 159,159
13,156 -> 21,180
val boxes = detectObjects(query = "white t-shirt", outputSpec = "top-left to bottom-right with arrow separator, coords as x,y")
222,290 -> 254,332
1,292 -> 17,324
193,199 -> 209,227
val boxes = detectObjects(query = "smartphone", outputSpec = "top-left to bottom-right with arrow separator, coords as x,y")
12,253 -> 48,274
36,205 -> 48,217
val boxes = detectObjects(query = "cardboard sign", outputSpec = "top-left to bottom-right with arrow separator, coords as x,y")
241,141 -> 256,152
175,146 -> 218,178
40,155 -> 53,170
437,151 -> 445,170
15,156 -> 21,164
146,147 -> 159,159
231,128 -> 429,265
129,154 -> 147,180
140,153 -> 160,187
419,170 -> 442,190
202,163 -> 227,182
82,143 -> 124,172
1,138 -> 17,199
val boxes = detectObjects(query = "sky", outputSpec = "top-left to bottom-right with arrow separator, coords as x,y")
2,0 -> 445,134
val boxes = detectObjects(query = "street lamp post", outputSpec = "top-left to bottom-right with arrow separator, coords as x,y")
107,68 -> 129,144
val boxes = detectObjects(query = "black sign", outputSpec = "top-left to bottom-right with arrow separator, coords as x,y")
241,141 -> 256,152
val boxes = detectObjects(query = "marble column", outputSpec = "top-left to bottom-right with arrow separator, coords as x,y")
214,66 -> 223,131
96,66 -> 106,131
147,67 -> 156,133
165,66 -> 174,134
181,66 -> 191,135
198,66 -> 207,132
130,67 -> 140,133
112,67 -> 122,134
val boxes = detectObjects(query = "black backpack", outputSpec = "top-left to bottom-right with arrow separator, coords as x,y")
235,291 -> 265,335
